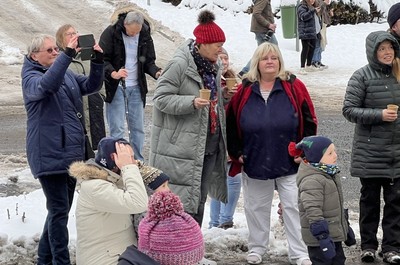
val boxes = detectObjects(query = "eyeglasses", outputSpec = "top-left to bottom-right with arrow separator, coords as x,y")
38,47 -> 60,54
65,32 -> 77,37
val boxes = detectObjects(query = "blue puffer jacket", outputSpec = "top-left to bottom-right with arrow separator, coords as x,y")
21,52 -> 104,178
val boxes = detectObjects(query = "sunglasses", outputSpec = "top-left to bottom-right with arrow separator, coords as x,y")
38,47 -> 60,54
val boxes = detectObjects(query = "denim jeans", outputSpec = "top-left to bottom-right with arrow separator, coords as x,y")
106,84 -> 145,161
209,170 -> 242,228
241,32 -> 279,74
37,173 -> 76,265
312,38 -> 322,64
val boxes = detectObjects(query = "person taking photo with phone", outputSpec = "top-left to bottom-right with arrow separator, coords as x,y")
21,33 -> 104,265
56,24 -> 106,154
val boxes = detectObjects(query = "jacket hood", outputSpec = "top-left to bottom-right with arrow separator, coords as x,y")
366,31 -> 399,72
68,159 -> 121,189
110,4 -> 154,30
21,55 -> 48,79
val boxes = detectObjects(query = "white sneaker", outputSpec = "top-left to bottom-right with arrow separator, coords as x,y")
298,67 -> 307,75
247,252 -> 262,264
197,257 -> 217,265
305,65 -> 318,72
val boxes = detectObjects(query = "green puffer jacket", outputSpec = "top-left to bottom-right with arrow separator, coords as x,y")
297,162 -> 348,246
149,39 -> 228,214
342,31 -> 400,180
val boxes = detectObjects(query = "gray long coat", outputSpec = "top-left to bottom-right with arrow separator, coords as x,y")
149,39 -> 227,214
342,31 -> 400,180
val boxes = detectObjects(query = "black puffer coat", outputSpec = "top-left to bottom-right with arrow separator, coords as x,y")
99,8 -> 161,106
342,31 -> 400,180
297,1 -> 318,40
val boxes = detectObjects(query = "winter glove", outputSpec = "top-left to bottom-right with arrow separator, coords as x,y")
310,220 -> 336,260
344,208 -> 356,246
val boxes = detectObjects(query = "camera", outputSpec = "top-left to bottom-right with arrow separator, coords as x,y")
263,30 -> 274,42
77,34 -> 96,61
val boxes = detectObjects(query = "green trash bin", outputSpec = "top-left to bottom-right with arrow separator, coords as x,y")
281,5 -> 297,39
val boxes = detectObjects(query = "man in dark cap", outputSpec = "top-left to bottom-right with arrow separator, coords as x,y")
388,3 -> 400,46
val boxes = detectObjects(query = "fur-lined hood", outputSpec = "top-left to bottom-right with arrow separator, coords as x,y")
109,3 -> 154,30
69,159 -> 121,189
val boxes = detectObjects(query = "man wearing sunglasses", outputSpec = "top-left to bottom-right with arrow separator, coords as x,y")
21,34 -> 104,265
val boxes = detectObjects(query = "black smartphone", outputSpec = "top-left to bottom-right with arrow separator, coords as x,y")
80,47 -> 96,61
78,34 -> 95,48
77,34 -> 96,61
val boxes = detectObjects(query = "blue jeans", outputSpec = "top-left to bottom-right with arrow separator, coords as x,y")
209,171 -> 242,228
106,84 -> 145,161
241,32 -> 279,74
312,38 -> 322,64
37,173 -> 76,265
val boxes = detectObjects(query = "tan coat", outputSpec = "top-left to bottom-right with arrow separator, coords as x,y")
69,160 -> 148,265
251,0 -> 274,33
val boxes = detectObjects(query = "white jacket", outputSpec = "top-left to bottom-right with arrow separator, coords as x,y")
69,160 -> 148,265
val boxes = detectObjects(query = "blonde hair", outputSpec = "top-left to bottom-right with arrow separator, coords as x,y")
393,57 -> 400,82
244,42 -> 287,82
55,24 -> 75,50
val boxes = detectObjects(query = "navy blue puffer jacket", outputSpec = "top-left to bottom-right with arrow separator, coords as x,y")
21,52 -> 104,178
297,2 -> 318,40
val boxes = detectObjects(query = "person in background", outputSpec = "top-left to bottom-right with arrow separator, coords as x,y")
21,33 -> 104,264
311,0 -> 331,70
138,191 -> 205,265
342,31 -> 400,264
289,136 -> 356,265
68,137 -> 149,265
226,42 -> 317,265
56,24 -> 106,151
149,10 -> 227,265
209,47 -> 241,230
388,2 -> 400,45
239,0 -> 278,77
100,6 -> 162,161
297,0 -> 320,75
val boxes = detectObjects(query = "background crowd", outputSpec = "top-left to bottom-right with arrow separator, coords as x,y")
18,1 -> 400,265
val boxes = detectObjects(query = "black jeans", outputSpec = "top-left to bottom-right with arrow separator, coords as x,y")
37,173 -> 76,265
359,178 -> 400,253
308,242 -> 346,265
300,39 -> 317,68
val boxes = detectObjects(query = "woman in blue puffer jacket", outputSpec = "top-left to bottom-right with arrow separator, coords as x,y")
21,33 -> 104,265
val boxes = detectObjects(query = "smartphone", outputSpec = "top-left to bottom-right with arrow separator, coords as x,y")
80,47 -> 96,61
77,34 -> 96,61
78,34 -> 95,48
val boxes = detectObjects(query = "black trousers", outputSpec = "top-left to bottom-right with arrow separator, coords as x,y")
300,39 -> 317,68
359,178 -> 400,253
308,242 -> 346,265
37,173 -> 76,265
190,152 -> 218,226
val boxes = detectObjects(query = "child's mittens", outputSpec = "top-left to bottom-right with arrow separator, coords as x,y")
344,225 -> 356,246
344,208 -> 356,246
310,220 -> 336,260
